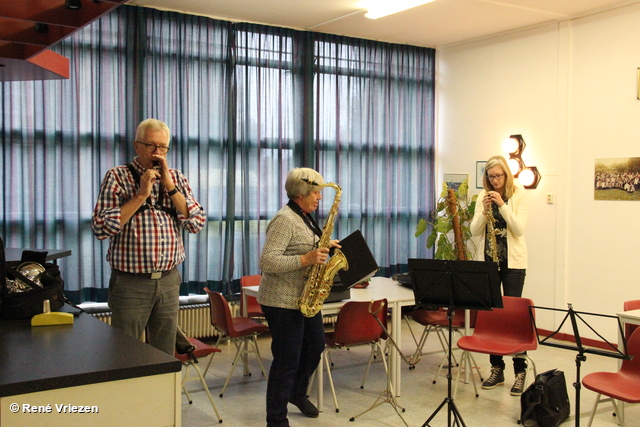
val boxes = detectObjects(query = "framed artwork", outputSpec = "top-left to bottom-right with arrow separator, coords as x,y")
476,161 -> 487,189
595,157 -> 640,200
444,173 -> 468,191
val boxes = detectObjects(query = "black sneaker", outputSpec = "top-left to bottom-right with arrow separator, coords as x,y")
289,397 -> 319,418
510,371 -> 526,396
481,366 -> 505,389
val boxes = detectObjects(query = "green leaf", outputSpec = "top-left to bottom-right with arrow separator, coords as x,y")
415,218 -> 428,237
426,231 -> 436,249
458,179 -> 469,199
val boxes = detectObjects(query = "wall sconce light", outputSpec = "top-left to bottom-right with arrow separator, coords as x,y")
65,0 -> 82,10
502,134 -> 541,189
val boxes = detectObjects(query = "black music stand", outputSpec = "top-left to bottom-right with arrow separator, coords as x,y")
408,258 -> 502,427
530,304 -> 631,427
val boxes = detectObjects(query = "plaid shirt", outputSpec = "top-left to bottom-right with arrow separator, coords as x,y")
92,158 -> 205,273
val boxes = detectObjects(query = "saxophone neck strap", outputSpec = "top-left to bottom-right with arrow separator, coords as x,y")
126,163 -> 177,218
287,199 -> 322,238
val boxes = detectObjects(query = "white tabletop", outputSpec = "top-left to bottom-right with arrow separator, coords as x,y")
242,276 -> 415,310
617,308 -> 640,324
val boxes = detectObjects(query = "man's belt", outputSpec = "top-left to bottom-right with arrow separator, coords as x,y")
114,268 -> 176,280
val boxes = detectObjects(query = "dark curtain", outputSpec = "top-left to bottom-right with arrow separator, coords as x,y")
0,6 -> 434,303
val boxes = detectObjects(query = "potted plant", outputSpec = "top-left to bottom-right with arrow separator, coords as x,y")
415,179 -> 478,260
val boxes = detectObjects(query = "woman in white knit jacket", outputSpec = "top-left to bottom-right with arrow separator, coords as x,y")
470,155 -> 530,396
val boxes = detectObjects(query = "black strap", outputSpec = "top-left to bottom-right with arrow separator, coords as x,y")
520,385 -> 543,424
126,164 -> 177,218
287,199 -> 322,238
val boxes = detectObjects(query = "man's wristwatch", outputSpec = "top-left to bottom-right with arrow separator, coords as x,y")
167,188 -> 179,197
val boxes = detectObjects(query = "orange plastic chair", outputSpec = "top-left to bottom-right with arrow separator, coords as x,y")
174,337 -> 223,423
454,296 -> 537,399
204,288 -> 269,397
321,299 -> 389,413
623,299 -> 640,340
582,327 -> 640,427
240,275 -> 263,318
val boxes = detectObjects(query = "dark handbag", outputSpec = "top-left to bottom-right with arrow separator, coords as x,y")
0,236 -> 66,320
520,369 -> 570,427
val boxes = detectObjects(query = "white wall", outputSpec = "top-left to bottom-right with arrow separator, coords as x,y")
436,3 -> 640,342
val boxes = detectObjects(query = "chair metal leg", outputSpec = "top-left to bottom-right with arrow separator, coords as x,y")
220,340 -> 251,397
360,342 -> 378,389
323,349 -> 340,412
586,393 -> 601,427
249,335 -> 269,378
453,351 -> 481,400
587,393 -> 626,427
432,326 -> 465,384
220,335 -> 268,398
181,364 -> 194,404
181,361 -> 223,423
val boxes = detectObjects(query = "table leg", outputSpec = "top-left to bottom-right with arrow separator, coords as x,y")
617,321 -> 625,424
390,301 -> 401,396
464,309 -> 471,383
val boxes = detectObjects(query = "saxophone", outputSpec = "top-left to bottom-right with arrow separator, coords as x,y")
297,180 -> 349,317
485,198 -> 500,269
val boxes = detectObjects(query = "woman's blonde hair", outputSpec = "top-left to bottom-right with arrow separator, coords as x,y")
285,168 -> 325,199
482,155 -> 517,199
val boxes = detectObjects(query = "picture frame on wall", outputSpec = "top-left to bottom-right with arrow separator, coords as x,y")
444,173 -> 468,190
476,161 -> 487,188
594,157 -> 640,200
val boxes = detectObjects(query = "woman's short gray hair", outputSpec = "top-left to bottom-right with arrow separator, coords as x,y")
135,118 -> 171,144
285,168 -> 325,199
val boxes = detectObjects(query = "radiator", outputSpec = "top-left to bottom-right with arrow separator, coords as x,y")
92,303 -> 218,339
92,303 -> 335,339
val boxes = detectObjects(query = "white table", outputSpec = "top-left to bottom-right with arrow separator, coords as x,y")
615,308 -> 640,424
242,277 -> 416,409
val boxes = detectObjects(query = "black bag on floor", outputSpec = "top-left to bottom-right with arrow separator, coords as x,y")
520,369 -> 570,427
1,236 -> 66,320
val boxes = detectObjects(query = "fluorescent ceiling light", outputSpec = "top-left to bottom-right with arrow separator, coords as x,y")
363,0 -> 436,19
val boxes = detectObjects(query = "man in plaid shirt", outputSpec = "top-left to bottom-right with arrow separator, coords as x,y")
92,118 -> 205,355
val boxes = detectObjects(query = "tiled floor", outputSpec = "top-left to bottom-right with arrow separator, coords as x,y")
181,319 -> 638,426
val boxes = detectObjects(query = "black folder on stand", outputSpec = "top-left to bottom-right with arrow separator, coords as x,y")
336,230 -> 379,288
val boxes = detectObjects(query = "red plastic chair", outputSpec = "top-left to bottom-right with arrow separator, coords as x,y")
582,327 -> 640,427
454,296 -> 537,399
623,299 -> 640,340
174,337 -> 223,423
321,299 -> 389,413
204,288 -> 269,397
240,275 -> 263,318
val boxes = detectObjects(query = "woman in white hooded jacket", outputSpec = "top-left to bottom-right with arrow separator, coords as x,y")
470,155 -> 530,397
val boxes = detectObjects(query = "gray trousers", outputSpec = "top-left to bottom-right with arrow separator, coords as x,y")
108,268 -> 181,355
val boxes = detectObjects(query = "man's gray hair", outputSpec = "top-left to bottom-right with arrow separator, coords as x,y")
135,118 -> 171,144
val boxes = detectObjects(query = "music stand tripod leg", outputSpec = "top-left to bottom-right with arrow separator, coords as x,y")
422,309 -> 467,427
348,342 -> 409,426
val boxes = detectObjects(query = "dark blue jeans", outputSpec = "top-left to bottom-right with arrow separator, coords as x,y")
261,305 -> 325,427
490,268 -> 527,373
